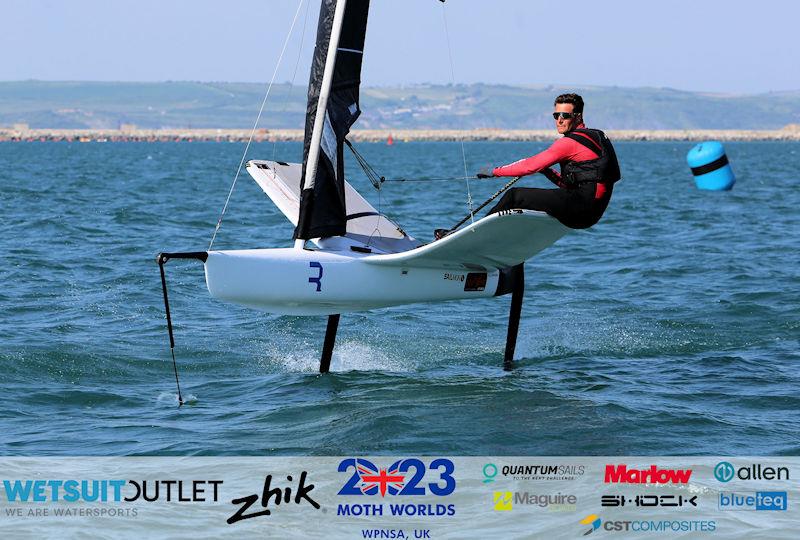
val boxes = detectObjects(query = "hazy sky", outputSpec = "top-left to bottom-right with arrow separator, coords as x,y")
2,0 -> 798,94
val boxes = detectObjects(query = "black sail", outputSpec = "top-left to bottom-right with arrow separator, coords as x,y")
294,0 -> 370,240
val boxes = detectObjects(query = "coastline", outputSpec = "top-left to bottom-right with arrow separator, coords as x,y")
2,127 -> 799,142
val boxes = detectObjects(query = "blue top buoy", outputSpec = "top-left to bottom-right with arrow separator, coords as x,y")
686,141 -> 735,191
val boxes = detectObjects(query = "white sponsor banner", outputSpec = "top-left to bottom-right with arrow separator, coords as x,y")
0,457 -> 798,539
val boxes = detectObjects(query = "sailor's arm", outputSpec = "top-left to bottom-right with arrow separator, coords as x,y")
491,138 -> 574,178
539,167 -> 566,188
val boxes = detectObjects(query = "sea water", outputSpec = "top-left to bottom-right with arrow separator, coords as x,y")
0,140 -> 798,455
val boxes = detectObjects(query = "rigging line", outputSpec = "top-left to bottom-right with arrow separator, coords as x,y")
208,0 -> 307,250
383,175 -> 479,183
272,0 -> 312,164
440,1 -> 474,227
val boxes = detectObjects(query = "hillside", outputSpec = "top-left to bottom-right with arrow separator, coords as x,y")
1,81 -> 799,130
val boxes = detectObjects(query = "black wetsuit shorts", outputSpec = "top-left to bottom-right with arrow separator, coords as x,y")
487,182 -> 613,229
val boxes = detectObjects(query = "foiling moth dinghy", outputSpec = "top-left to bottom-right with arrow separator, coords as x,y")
156,0 -> 570,392
159,159 -> 568,373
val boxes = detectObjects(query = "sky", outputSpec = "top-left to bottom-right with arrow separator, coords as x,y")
2,0 -> 798,94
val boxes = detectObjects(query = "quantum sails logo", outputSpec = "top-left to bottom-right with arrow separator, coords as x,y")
483,463 -> 586,482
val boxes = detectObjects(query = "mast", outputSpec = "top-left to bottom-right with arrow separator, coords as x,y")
294,0 -> 370,242
303,0 -> 348,200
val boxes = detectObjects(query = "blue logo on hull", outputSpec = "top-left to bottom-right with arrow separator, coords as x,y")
309,262 -> 323,292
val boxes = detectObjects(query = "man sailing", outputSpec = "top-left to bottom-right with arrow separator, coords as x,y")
479,93 -> 620,230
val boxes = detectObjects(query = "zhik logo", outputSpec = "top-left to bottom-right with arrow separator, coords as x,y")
227,472 -> 319,525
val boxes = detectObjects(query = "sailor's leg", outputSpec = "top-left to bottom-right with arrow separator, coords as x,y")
319,314 -> 340,373
487,187 -> 570,216
503,263 -> 525,370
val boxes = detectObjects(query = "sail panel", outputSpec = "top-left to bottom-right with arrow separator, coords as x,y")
295,0 -> 370,240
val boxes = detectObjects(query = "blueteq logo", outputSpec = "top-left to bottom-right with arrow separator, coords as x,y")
719,492 -> 787,511
336,458 -> 456,518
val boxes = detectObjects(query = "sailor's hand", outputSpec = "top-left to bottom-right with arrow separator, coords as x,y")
476,166 -> 495,179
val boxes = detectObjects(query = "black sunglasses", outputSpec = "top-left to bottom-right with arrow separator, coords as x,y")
553,112 -> 579,120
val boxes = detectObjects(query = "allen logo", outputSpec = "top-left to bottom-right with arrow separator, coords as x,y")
714,462 -> 789,482
493,492 -> 512,511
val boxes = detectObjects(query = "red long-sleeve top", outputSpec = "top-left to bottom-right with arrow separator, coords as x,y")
492,124 -> 608,199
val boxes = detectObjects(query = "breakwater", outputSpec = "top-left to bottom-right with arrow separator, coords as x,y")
2,127 -> 800,142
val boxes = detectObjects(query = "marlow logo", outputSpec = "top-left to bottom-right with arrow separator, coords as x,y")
493,492 -> 512,511
714,462 -> 789,483
604,464 -> 692,484
580,514 -> 602,536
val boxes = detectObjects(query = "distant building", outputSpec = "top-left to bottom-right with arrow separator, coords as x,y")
13,123 -> 29,132
119,123 -> 137,132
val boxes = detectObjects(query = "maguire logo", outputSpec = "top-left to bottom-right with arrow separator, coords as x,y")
604,464 -> 692,484
719,492 -> 787,511
714,461 -> 789,483
493,492 -> 512,511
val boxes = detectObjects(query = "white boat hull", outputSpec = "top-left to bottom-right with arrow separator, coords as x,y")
205,248 -> 500,315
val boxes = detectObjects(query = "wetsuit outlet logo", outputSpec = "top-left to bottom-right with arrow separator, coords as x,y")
604,465 -> 692,484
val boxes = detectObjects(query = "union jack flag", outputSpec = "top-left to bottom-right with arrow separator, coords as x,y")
355,459 -> 405,497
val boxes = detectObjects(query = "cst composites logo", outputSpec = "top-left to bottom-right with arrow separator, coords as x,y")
604,464 -> 692,484
336,458 -> 456,518
713,461 -> 790,483
579,514 -> 716,535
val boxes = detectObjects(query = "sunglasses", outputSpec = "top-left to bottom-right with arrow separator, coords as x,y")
553,112 -> 579,120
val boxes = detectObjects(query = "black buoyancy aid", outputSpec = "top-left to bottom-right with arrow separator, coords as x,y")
561,128 -> 621,187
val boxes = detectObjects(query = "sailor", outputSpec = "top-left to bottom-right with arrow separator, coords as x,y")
479,93 -> 620,229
